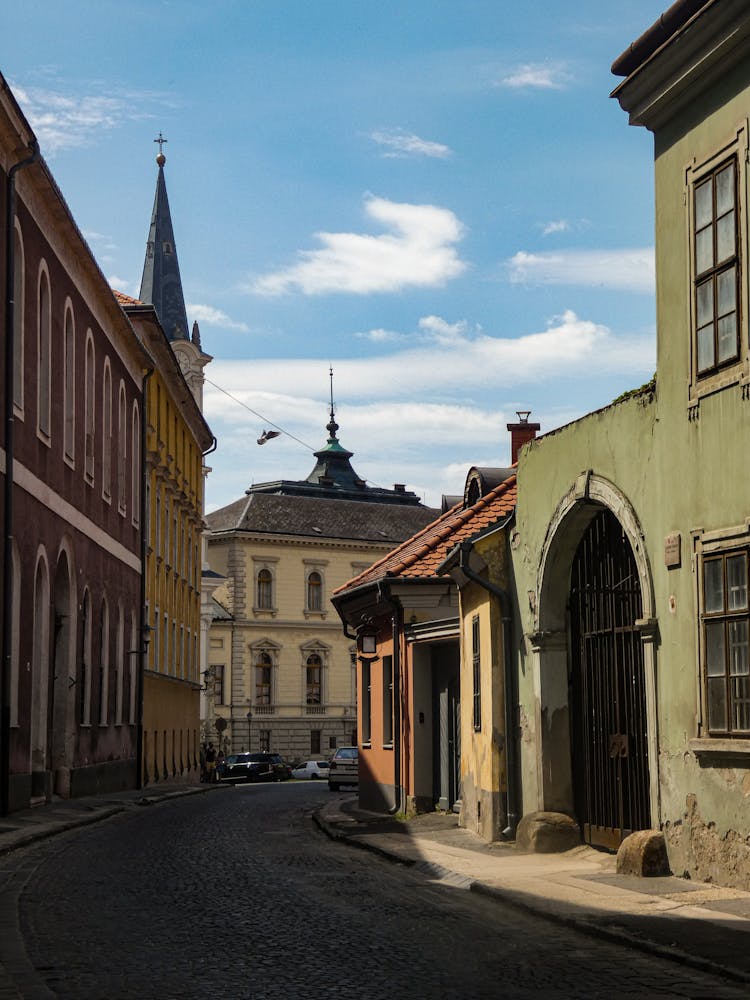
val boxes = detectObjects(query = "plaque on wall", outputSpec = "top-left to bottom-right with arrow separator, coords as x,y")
665,532 -> 681,568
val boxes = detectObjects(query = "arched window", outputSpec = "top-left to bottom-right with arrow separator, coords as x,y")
37,265 -> 51,439
118,382 -> 127,514
63,302 -> 75,461
85,334 -> 95,483
81,589 -> 92,726
131,401 -> 140,526
115,602 -> 124,726
307,571 -> 323,612
306,653 -> 322,705
255,651 -> 273,707
102,360 -> 112,499
99,598 -> 109,726
13,223 -> 24,413
257,568 -> 273,610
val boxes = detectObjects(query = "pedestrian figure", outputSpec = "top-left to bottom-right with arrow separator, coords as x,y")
205,742 -> 217,784
199,743 -> 207,783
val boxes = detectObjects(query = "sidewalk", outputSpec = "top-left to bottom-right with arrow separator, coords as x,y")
314,798 -> 750,987
0,783 -> 217,856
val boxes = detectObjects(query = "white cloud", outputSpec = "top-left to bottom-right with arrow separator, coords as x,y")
498,62 -> 571,90
11,81 -> 158,155
247,196 -> 467,296
507,248 -> 655,294
207,310 -> 653,405
188,303 -> 249,333
370,128 -> 452,159
107,275 -> 138,296
540,220 -> 570,236
355,327 -> 404,343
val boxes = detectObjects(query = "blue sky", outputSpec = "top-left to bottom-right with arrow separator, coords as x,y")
4,1 -> 666,511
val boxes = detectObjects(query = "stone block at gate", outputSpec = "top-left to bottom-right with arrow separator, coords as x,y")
616,830 -> 671,877
516,811 -> 581,853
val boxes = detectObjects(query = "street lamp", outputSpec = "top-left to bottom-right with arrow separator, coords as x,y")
246,709 -> 252,752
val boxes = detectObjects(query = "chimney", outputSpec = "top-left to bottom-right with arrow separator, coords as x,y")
507,411 -> 540,464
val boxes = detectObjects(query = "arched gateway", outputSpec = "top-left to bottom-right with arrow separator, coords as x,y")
534,474 -> 658,849
569,508 -> 651,848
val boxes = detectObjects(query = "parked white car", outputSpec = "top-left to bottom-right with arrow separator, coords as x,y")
291,760 -> 331,780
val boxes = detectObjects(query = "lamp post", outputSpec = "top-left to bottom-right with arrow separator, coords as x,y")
246,709 -> 252,752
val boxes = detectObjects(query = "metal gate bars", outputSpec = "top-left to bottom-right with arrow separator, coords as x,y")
569,508 -> 651,850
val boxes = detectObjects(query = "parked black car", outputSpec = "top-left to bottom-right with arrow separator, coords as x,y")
217,752 -> 289,783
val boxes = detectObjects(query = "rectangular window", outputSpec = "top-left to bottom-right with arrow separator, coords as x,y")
382,655 -> 393,746
259,729 -> 271,752
702,550 -> 750,735
213,665 -> 225,705
694,159 -> 739,377
329,735 -> 337,751
311,729 -> 321,755
256,663 -> 272,706
472,615 -> 481,731
361,660 -> 371,744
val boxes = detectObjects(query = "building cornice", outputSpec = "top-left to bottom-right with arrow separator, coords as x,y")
612,0 -> 750,130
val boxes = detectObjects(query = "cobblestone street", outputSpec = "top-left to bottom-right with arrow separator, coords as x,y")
0,784 -> 746,999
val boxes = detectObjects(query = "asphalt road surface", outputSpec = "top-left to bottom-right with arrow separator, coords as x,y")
0,782 -> 746,999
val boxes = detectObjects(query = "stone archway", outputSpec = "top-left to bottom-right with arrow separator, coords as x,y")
31,553 -> 50,797
530,472 -> 659,833
50,547 -> 75,797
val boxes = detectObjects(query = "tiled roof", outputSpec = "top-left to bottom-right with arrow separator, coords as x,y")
206,492 -> 438,545
113,289 -> 142,305
334,474 -> 517,595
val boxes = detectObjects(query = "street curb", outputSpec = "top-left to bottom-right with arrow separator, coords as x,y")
315,809 -> 750,988
471,882 -> 750,989
0,784 -> 216,858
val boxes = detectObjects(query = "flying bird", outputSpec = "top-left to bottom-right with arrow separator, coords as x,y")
257,430 -> 281,445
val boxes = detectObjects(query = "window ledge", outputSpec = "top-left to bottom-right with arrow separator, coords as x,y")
689,737 -> 750,758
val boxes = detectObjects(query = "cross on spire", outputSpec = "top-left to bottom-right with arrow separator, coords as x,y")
154,132 -> 168,155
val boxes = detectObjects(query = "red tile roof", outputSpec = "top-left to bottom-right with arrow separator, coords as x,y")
334,474 -> 517,595
113,289 -> 142,305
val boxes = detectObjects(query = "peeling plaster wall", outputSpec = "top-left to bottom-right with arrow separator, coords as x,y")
509,49 -> 750,888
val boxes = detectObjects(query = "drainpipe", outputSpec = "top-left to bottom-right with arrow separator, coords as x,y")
457,541 -> 518,839
2,139 -> 39,816
136,367 -> 154,789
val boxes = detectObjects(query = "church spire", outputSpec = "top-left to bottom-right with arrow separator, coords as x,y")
139,133 -> 190,342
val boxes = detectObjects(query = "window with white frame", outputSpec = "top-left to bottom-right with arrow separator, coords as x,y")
131,401 -> 140,526
382,655 -> 393,746
118,382 -> 127,514
63,302 -> 75,462
37,265 -> 51,441
80,589 -> 92,726
12,223 -> 24,414
85,333 -> 95,483
102,360 -> 112,498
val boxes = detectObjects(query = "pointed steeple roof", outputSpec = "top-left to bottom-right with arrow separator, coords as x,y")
139,134 -> 190,342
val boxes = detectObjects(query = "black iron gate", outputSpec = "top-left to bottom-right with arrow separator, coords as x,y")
569,508 -> 650,850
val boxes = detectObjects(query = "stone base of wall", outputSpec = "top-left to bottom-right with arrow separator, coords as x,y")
360,780 -> 396,813
459,772 -> 507,842
234,718 -> 355,763
664,793 -> 750,890
70,758 -> 138,798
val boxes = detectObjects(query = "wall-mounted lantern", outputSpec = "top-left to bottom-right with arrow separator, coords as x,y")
359,630 -> 377,656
